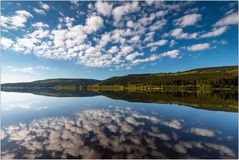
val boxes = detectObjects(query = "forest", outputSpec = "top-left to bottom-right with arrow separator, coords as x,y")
2,66 -> 238,92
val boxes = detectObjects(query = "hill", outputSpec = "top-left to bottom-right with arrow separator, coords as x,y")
1,66 -> 238,91
1,78 -> 101,90
90,65 -> 238,91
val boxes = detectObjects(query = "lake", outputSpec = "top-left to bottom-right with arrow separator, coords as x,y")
1,91 -> 238,159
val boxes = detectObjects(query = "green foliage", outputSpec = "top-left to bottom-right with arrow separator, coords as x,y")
1,65 -> 238,112
98,66 -> 238,90
100,90 -> 238,112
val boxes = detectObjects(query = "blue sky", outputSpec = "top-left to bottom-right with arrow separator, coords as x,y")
1,1 -> 238,83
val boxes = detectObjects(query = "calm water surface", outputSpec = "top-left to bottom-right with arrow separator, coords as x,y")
1,91 -> 238,159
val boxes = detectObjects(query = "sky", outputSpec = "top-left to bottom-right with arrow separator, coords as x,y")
0,1 -> 238,83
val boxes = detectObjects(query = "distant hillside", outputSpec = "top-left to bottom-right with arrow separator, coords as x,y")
1,66 -> 238,91
96,65 -> 238,90
1,78 -> 101,90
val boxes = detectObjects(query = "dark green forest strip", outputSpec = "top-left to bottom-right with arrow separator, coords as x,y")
2,65 -> 238,91
1,66 -> 238,112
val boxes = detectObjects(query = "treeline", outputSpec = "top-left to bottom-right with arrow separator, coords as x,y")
89,66 -> 238,91
1,66 -> 238,92
100,90 -> 238,112
2,87 -> 237,112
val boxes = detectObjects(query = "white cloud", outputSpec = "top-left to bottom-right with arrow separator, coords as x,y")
1,10 -> 32,29
147,39 -> 168,48
12,10 -> 33,27
95,1 -> 112,16
174,13 -> 201,27
145,0 -> 155,6
63,16 -> 74,28
16,38 -> 35,50
112,2 -> 139,23
51,29 -> 66,48
97,32 -> 111,48
1,2 -> 235,69
187,43 -> 210,51
39,2 -> 50,10
85,15 -> 104,33
160,50 -> 180,58
126,20 -> 134,28
33,8 -> 46,15
119,45 -> 134,56
149,19 -> 167,31
1,37 -> 14,48
200,26 -> 227,38
125,52 -> 143,61
129,35 -> 140,43
108,46 -> 119,53
190,128 -> 215,137
70,0 -> 80,8
7,65 -> 50,74
0,15 -> 9,28
171,28 -> 198,39
132,49 -> 180,65
131,54 -> 157,64
214,12 -> 238,26
32,22 -> 49,28
174,141 -> 236,158
171,28 -> 182,37
29,29 -> 49,39
144,31 -> 155,42
170,40 -> 176,47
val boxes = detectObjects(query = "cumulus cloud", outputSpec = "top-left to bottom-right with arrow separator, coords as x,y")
112,1 -> 140,23
144,31 -> 155,42
32,22 -> 49,28
200,26 -> 228,38
171,28 -> 198,39
1,1 -> 235,69
158,119 -> 183,129
33,8 -> 46,15
187,43 -> 210,51
132,50 -> 180,64
120,45 -> 134,56
39,2 -> 50,10
190,128 -> 215,137
16,37 -> 35,50
1,37 -> 14,48
108,46 -> 119,53
129,35 -> 141,43
149,19 -> 167,31
1,10 -> 32,29
126,20 -> 134,28
132,49 -> 180,65
147,39 -> 168,48
0,130 -> 5,140
125,52 -> 144,61
214,12 -> 238,27
95,1 -> 112,16
61,16 -> 74,28
174,141 -> 236,158
174,13 -> 201,27
85,15 -> 104,33
159,50 -> 180,58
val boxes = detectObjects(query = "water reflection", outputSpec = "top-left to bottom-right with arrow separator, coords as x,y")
2,89 -> 238,112
1,106 -> 237,159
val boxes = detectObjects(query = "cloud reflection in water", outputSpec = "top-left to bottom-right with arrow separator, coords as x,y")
1,106 -> 237,159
